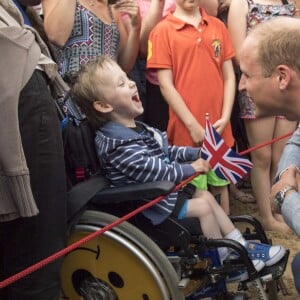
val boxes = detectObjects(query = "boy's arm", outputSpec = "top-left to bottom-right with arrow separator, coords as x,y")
213,59 -> 235,135
157,69 -> 205,145
108,143 -> 196,184
168,144 -> 201,163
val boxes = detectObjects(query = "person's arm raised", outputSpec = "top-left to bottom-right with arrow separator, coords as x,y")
114,0 -> 141,73
140,0 -> 165,57
42,0 -> 76,46
227,0 -> 247,66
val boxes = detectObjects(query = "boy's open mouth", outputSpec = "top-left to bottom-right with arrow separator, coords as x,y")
132,94 -> 141,103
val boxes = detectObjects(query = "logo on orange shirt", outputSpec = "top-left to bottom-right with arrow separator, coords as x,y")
212,39 -> 221,58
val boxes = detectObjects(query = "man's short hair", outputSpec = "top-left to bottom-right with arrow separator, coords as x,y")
247,17 -> 300,77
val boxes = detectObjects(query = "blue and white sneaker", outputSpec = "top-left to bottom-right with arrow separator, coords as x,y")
244,241 -> 286,267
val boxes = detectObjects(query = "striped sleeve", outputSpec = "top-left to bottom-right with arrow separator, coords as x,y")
168,145 -> 200,163
105,141 -> 195,184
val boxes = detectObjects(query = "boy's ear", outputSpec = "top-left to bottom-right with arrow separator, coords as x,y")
93,101 -> 113,113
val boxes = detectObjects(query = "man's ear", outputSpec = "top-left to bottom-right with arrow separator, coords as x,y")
276,65 -> 291,90
93,101 -> 113,113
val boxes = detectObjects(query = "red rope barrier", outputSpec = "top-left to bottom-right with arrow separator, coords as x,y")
0,129 -> 294,289
0,173 -> 200,289
238,131 -> 293,156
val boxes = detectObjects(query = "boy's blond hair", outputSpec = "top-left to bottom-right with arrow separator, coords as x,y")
71,55 -> 115,130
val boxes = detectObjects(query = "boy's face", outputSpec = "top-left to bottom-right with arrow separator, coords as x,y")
175,0 -> 201,11
94,61 -> 143,127
200,0 -> 218,16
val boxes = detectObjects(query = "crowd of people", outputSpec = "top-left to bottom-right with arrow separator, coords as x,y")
0,0 -> 299,298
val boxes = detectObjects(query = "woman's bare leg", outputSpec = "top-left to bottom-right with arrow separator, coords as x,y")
245,117 -> 290,233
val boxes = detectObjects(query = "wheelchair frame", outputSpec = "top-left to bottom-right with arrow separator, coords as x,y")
61,174 -> 290,300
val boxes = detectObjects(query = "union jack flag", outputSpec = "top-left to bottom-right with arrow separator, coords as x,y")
200,118 -> 253,184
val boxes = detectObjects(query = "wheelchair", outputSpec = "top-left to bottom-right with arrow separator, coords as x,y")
60,174 -> 290,300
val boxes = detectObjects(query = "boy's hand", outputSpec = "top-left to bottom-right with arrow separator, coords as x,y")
188,122 -> 205,146
213,118 -> 226,135
191,158 -> 211,174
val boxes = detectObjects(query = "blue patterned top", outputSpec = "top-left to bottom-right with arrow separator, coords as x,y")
55,3 -> 120,77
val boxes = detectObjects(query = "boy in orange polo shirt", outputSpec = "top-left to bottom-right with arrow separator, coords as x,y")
147,0 -> 236,213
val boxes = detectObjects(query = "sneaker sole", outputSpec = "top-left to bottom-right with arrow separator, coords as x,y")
253,259 -> 265,272
265,248 -> 286,266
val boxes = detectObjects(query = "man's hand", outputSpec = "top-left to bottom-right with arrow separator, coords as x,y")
271,165 -> 300,214
188,122 -> 205,146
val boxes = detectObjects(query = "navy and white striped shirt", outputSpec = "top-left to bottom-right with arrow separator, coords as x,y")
95,121 -> 200,225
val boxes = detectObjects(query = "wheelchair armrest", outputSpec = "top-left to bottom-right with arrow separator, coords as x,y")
91,181 -> 175,204
67,174 -> 109,223
67,173 -> 175,224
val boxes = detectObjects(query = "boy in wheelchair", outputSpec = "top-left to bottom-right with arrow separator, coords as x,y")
70,55 -> 286,283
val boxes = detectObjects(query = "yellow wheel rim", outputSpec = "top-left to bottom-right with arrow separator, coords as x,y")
61,225 -> 171,299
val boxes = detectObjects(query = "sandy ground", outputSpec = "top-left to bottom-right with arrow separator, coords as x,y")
229,188 -> 299,300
